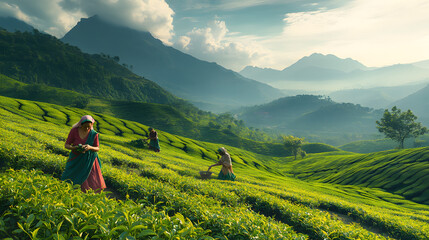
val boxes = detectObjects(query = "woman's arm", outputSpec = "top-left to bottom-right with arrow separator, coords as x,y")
208,162 -> 222,171
83,145 -> 99,153
65,143 -> 77,151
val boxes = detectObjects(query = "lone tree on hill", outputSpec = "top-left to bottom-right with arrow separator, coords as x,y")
376,106 -> 428,149
283,135 -> 305,159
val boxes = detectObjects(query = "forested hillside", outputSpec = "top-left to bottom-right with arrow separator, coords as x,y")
0,29 -> 185,107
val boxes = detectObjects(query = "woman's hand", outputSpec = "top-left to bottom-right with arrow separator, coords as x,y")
80,144 -> 88,153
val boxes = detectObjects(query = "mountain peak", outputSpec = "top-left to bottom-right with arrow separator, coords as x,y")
61,16 -> 283,112
286,53 -> 368,73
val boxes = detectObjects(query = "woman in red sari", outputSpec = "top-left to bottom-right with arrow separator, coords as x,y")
61,115 -> 106,193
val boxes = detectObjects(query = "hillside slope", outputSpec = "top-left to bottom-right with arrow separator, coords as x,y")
0,29 -> 192,110
283,148 -> 429,204
1,95 -> 429,239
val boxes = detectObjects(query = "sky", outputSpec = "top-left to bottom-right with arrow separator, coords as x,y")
1,0 -> 429,72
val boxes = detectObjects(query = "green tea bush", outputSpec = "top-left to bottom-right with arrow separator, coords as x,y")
0,169 -> 212,239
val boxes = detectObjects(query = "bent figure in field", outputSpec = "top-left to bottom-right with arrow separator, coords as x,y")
146,127 -> 161,152
208,147 -> 236,181
61,115 -> 106,193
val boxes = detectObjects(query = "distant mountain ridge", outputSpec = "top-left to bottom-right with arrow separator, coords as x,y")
329,83 -> 426,109
240,53 -> 368,84
286,53 -> 368,72
61,15 -> 283,112
240,53 -> 429,91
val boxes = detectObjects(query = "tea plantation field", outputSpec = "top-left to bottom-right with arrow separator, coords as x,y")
1,95 -> 429,239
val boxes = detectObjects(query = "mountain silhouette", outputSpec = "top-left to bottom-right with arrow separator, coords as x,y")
61,15 -> 283,112
240,53 -> 368,83
240,53 -> 429,91
0,16 -> 34,32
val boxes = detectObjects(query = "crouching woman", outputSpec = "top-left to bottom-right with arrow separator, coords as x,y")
208,147 -> 236,181
61,115 -> 106,193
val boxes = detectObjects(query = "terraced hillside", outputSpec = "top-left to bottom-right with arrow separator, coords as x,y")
281,148 -> 429,205
1,95 -> 429,239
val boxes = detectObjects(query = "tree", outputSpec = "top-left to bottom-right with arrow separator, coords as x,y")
376,106 -> 428,149
283,135 -> 305,159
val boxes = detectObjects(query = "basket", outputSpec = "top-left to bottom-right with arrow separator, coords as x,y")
199,171 -> 213,180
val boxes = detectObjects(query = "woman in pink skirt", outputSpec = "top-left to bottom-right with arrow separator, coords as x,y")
61,115 -> 106,193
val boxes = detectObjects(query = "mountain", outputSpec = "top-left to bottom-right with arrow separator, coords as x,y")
61,15 -> 283,112
391,84 -> 429,126
235,95 -> 383,145
285,53 -> 368,73
240,53 -> 429,91
328,83 -> 426,109
0,16 -> 34,32
412,59 -> 429,69
240,53 -> 368,83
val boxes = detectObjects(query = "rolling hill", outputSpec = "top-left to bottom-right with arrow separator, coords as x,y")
1,95 -> 428,239
235,95 -> 384,145
61,15 -> 284,112
282,147 -> 429,204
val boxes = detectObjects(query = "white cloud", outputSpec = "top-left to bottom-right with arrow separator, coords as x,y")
263,0 -> 429,68
0,0 -> 174,43
173,19 -> 271,71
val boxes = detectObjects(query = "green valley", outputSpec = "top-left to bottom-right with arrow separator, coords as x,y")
1,95 -> 428,239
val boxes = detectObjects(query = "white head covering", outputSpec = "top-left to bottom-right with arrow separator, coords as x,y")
218,147 -> 227,154
72,115 -> 95,129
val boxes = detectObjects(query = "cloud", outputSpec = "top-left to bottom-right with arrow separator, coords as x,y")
173,19 -> 271,71
177,0 -> 295,11
0,0 -> 174,43
264,0 -> 429,68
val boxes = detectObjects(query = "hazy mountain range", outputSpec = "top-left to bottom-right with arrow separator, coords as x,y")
60,16 -> 283,112
328,83 -> 427,109
240,53 -> 429,92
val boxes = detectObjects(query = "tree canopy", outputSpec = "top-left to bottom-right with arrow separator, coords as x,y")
376,106 -> 428,149
283,135 -> 305,159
